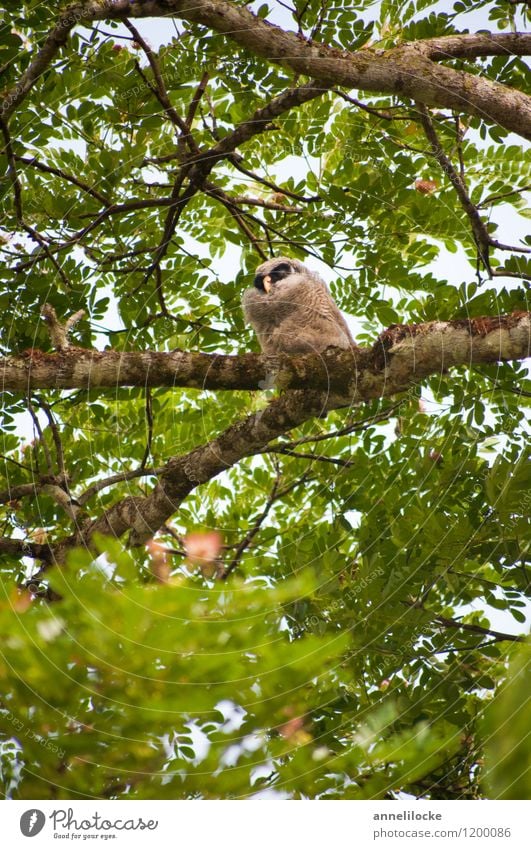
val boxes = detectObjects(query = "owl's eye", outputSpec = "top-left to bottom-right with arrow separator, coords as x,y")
269,263 -> 292,281
253,263 -> 292,291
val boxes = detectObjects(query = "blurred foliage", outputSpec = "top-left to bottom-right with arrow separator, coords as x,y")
0,0 -> 530,799
482,642 -> 531,800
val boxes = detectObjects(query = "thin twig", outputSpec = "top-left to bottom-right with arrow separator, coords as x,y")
221,473 -> 310,580
266,447 -> 354,467
229,156 -> 320,203
434,613 -> 524,643
77,465 -> 162,506
454,113 -> 466,181
473,367 -> 531,398
0,117 -> 23,221
208,187 -> 324,260
491,268 -> 531,282
448,568 -> 523,592
140,388 -> 154,470
35,397 -> 66,478
0,454 -> 37,474
27,398 -> 53,475
416,103 -> 531,278
23,223 -> 72,289
333,90 -> 411,121
278,400 -> 404,448
218,193 -> 306,213
137,181 -> 196,291
14,155 -> 111,205
184,71 -> 210,130
478,184 -> 531,208
123,19 -> 199,156
206,185 -> 268,259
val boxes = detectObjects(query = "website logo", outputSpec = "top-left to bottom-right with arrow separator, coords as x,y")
20,809 -> 46,837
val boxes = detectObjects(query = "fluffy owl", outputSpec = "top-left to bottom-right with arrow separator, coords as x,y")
242,257 -> 355,355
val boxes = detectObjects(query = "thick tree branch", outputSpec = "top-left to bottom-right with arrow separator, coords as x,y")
418,32 -> 531,60
0,483 -> 39,505
1,15 -> 75,120
2,313 -> 529,394
0,475 -> 67,506
0,536 -> 55,564
42,483 -> 82,521
2,2 -> 531,139
185,81 -> 329,175
41,303 -> 85,350
90,387 -> 330,548
5,311 -> 526,561
118,3 -> 531,140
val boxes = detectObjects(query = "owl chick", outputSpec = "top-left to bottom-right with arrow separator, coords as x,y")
242,257 -> 355,355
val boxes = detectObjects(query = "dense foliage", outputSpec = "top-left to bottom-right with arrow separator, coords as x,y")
0,0 -> 529,799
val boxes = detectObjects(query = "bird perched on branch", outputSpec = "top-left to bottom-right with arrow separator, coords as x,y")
242,257 -> 356,355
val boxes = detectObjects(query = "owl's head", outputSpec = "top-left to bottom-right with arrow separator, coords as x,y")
253,257 -> 306,293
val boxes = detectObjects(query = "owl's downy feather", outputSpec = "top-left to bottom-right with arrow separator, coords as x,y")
242,257 -> 355,355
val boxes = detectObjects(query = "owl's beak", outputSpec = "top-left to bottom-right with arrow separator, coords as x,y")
263,275 -> 272,293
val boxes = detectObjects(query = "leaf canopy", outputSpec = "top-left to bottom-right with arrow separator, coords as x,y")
0,0 -> 529,800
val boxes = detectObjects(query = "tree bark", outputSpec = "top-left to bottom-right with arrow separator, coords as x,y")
2,313 -> 530,394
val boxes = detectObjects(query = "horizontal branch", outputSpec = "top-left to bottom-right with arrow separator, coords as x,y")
420,32 -> 531,60
0,473 -> 68,506
4,312 -> 529,561
434,614 -> 524,644
0,536 -> 55,564
2,313 -> 529,396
